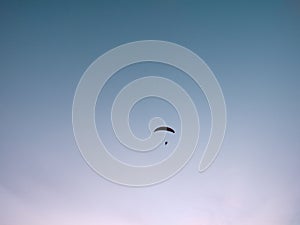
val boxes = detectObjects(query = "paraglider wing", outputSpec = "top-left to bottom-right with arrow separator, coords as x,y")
154,126 -> 175,133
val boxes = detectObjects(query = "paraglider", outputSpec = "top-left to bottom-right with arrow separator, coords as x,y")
153,126 -> 175,147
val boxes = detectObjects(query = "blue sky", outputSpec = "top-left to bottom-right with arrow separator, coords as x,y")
1,0 -> 300,224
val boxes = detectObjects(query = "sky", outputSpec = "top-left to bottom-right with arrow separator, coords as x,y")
0,0 -> 300,224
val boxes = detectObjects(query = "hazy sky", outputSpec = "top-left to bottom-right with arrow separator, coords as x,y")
1,1 -> 300,225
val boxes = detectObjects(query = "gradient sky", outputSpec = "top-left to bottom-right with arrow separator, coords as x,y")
1,0 -> 300,225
